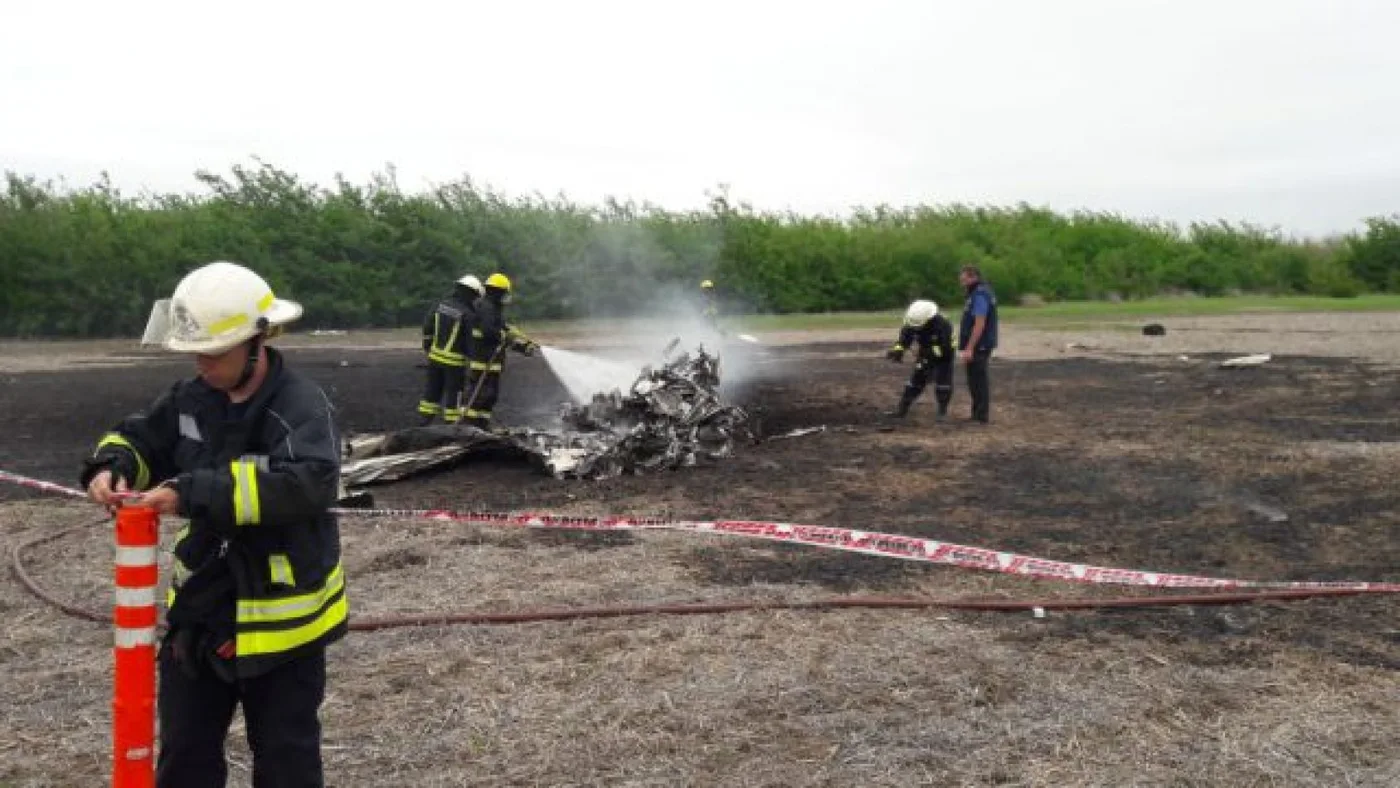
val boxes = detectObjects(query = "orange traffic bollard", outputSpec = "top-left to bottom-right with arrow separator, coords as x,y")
113,504 -> 158,788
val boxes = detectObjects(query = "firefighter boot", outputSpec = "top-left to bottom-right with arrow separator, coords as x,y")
884,390 -> 916,419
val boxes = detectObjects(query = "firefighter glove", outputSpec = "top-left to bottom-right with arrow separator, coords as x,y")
886,346 -> 905,363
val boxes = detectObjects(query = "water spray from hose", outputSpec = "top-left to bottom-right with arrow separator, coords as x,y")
539,346 -> 644,404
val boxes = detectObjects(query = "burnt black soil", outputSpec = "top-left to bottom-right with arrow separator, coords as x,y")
3,342 -> 1397,668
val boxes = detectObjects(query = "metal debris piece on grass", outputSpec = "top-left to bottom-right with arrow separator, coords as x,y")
769,426 -> 826,441
1220,353 -> 1272,368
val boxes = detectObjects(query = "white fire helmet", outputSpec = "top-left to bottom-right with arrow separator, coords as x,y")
457,274 -> 484,296
163,261 -> 303,354
903,300 -> 938,327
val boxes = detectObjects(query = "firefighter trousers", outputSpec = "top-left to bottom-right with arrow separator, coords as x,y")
905,357 -> 954,412
418,362 -> 466,423
464,369 -> 501,428
156,639 -> 327,787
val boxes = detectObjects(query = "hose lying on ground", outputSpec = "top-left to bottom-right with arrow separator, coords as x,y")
11,523 -> 1375,633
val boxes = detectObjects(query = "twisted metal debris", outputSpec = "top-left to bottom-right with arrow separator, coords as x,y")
340,342 -> 753,488
524,344 -> 751,478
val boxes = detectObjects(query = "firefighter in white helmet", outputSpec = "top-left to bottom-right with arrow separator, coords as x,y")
80,260 -> 345,786
418,273 -> 483,425
885,299 -> 956,420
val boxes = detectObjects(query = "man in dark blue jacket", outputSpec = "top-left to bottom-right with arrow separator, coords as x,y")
958,265 -> 999,423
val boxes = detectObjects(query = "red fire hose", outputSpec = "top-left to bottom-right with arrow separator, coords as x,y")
11,524 -> 1373,632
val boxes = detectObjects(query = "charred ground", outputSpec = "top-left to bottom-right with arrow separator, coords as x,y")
4,342 -> 1397,637
2,330 -> 1397,785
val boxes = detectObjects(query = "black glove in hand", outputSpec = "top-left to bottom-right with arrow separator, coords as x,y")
885,348 -> 904,363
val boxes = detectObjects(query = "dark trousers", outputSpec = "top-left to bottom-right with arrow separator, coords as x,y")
965,349 -> 992,422
418,363 -> 465,423
465,370 -> 501,427
156,642 -> 327,788
905,358 -> 954,412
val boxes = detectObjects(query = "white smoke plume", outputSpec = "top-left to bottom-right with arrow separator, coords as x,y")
518,213 -> 797,424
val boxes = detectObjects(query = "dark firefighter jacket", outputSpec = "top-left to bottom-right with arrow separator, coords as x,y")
79,347 -> 347,679
422,289 -> 476,368
894,313 -> 956,364
469,296 -> 531,373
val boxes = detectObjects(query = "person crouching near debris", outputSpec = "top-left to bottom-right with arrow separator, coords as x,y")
80,261 -> 348,787
885,299 -> 956,420
418,273 -> 483,425
465,273 -> 540,429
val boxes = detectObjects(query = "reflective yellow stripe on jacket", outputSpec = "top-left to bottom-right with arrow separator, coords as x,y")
96,433 -> 151,490
268,554 -> 296,586
429,313 -> 465,366
238,595 -> 348,657
231,458 -> 262,526
236,564 -> 348,657
165,524 -> 194,608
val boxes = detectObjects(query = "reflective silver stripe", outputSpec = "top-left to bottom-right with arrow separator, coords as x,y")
115,587 -> 156,607
114,627 -> 155,648
115,546 -> 157,567
237,567 -> 344,622
178,413 -> 203,442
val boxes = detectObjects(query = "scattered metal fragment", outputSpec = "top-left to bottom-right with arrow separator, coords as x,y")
1220,353 -> 1272,368
768,426 -> 826,441
340,426 -> 519,485
1245,502 -> 1290,523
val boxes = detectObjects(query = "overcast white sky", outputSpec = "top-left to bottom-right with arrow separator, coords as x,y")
3,0 -> 1397,235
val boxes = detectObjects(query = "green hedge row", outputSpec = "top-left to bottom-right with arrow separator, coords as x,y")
2,161 -> 1397,336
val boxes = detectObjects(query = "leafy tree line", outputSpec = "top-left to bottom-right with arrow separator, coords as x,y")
2,160 -> 1397,337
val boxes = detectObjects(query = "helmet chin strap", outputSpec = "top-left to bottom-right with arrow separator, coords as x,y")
233,319 -> 270,391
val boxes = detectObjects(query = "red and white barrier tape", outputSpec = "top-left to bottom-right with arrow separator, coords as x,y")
5,468 -> 1398,593
0,470 -> 90,501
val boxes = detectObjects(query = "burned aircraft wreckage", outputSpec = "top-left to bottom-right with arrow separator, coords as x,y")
339,342 -> 754,491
